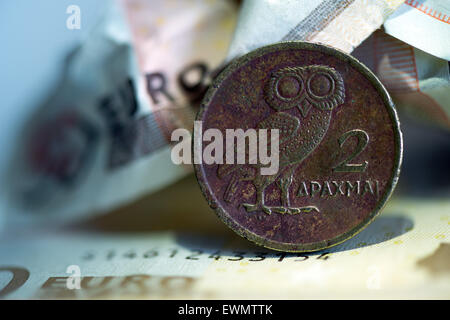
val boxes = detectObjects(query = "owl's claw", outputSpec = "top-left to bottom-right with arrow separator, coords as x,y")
265,206 -> 320,215
269,207 -> 302,215
271,206 -> 288,214
300,206 -> 320,213
242,203 -> 259,212
262,206 -> 272,215
288,206 -> 320,214
242,204 -> 318,215
242,203 -> 273,215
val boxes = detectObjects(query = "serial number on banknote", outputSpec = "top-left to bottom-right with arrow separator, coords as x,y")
81,248 -> 332,263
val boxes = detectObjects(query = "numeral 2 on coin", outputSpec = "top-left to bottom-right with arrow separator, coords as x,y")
332,129 -> 369,173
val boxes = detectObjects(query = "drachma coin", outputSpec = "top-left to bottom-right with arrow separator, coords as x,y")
194,42 -> 402,252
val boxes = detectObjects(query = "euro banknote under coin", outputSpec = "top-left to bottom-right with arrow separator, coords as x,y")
0,176 -> 448,299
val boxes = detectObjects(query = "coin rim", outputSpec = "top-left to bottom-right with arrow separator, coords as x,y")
194,41 -> 403,252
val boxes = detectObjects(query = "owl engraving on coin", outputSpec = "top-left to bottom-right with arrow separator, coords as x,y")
194,42 -> 402,252
218,65 -> 345,215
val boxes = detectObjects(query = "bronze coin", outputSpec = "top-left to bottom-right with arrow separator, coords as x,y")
194,42 -> 402,252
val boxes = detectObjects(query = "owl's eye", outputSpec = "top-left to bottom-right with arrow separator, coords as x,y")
275,74 -> 303,101
307,72 -> 335,99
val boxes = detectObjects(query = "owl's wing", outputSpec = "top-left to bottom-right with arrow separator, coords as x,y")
256,112 -> 300,150
218,112 -> 299,178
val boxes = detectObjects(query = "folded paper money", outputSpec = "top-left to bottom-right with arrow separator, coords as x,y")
0,0 -> 237,227
227,0 -> 406,60
0,0 -> 448,229
228,0 -> 450,128
384,0 -> 450,61
353,30 -> 450,128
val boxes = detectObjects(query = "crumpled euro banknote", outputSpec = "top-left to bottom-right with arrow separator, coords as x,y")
384,0 -> 450,61
227,0 -> 450,129
227,0 -> 406,60
0,0 -> 237,227
353,29 -> 450,128
0,0 -> 448,229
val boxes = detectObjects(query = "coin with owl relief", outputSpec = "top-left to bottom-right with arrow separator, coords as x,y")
194,42 -> 402,252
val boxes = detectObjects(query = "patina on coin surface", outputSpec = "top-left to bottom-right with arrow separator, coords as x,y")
194,42 -> 402,252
